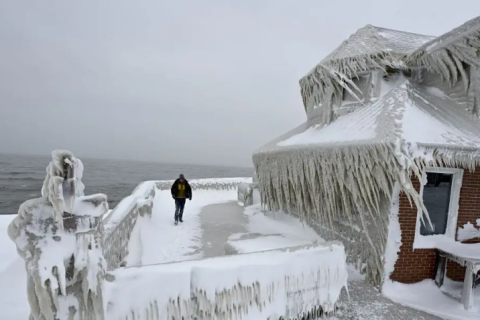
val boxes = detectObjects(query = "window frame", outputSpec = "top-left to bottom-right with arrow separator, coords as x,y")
413,167 -> 464,249
341,73 -> 371,104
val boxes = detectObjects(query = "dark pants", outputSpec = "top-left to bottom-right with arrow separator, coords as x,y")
174,198 -> 186,221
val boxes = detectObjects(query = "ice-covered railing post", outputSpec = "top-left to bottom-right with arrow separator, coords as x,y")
7,150 -> 109,320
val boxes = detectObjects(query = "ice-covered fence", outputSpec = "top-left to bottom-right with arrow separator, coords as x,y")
155,177 -> 251,191
103,181 -> 156,270
106,241 -> 347,320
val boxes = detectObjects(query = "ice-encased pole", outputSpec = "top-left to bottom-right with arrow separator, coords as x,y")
8,150 -> 109,320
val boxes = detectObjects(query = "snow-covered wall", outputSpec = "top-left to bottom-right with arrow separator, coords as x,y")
106,242 -> 347,320
103,181 -> 156,270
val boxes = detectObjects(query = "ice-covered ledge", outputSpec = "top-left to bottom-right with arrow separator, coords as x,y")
107,241 -> 348,320
8,150 -> 109,320
102,181 -> 156,270
430,237 -> 480,311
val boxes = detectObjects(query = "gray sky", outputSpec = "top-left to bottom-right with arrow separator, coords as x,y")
1,1 -> 479,167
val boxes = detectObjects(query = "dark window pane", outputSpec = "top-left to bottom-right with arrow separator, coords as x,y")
342,75 -> 368,102
420,172 -> 452,236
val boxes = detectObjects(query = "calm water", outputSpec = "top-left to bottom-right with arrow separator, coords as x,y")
0,153 -> 253,215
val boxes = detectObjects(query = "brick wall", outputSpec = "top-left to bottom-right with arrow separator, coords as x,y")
390,168 -> 480,283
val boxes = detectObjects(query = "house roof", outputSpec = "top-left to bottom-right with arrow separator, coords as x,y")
257,77 -> 480,155
300,16 -> 480,116
316,25 -> 434,70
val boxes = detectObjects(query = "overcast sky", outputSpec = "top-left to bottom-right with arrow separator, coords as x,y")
1,1 -> 479,167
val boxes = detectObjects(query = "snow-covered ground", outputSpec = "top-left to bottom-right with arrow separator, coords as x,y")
0,215 -> 16,272
227,203 -> 324,253
384,279 -> 480,320
0,215 -> 28,320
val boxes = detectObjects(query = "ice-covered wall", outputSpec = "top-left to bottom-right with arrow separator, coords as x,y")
106,242 -> 347,320
102,181 -> 156,270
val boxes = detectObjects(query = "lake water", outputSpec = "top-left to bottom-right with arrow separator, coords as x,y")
0,153 -> 253,215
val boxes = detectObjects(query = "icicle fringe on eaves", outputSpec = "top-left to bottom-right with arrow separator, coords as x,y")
411,144 -> 480,172
253,142 -> 423,229
407,16 -> 480,92
300,52 -> 405,111
253,141 -> 480,285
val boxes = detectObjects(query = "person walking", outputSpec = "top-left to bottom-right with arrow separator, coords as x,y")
170,174 -> 192,224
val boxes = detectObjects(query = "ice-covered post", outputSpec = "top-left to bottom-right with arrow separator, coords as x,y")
7,150 -> 109,320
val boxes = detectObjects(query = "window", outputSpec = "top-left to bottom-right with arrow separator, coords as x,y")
419,172 -> 453,236
342,74 -> 369,103
414,168 -> 464,249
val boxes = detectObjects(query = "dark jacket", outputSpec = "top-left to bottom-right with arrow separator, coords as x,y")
171,179 -> 192,199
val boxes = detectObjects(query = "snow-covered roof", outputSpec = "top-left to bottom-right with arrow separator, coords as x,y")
300,16 -> 480,116
318,25 -> 434,67
407,16 -> 480,84
270,79 -> 480,152
277,84 -> 480,149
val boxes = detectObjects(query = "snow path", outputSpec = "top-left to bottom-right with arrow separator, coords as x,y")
138,188 -> 241,266
199,201 -> 248,258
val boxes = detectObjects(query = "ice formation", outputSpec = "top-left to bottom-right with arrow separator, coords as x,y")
237,182 -> 254,206
382,184 -> 401,290
106,242 -> 347,320
8,150 -> 109,320
457,219 -> 480,242
253,15 -> 480,287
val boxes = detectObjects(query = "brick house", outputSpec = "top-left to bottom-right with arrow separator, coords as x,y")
252,15 -> 480,301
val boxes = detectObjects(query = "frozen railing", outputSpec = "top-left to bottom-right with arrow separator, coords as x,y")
103,181 -> 157,270
106,241 -> 348,320
156,177 -> 251,191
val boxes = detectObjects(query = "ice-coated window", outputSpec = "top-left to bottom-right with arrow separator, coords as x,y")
420,172 -> 453,236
